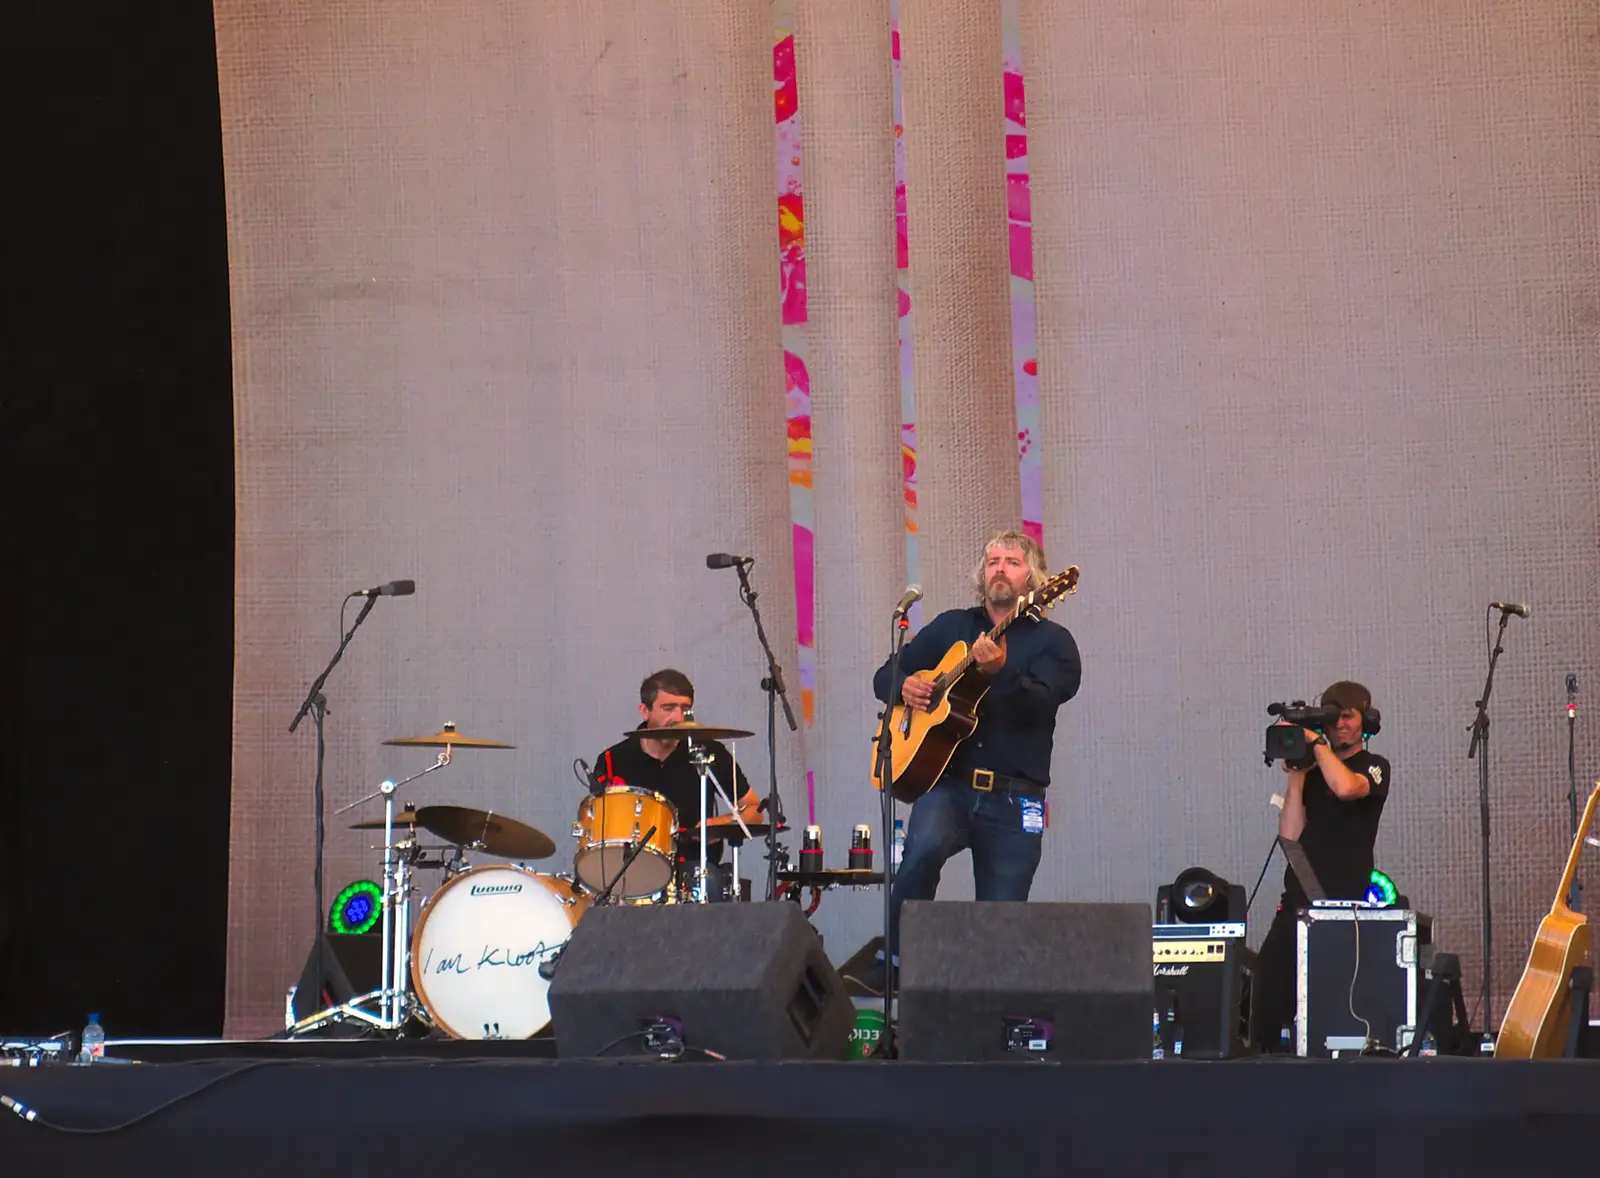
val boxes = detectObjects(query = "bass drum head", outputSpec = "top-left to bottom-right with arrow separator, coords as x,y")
410,865 -> 588,1040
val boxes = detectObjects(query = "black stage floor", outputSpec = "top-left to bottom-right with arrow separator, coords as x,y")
3,1046 -> 1598,1175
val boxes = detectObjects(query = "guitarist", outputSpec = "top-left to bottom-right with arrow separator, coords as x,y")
847,530 -> 1081,996
1253,680 -> 1391,1051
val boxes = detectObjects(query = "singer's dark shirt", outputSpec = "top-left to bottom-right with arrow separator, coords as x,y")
594,730 -> 756,834
872,605 -> 1081,788
1283,750 -> 1391,905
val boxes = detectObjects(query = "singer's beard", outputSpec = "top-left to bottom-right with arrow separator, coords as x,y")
986,577 -> 1019,609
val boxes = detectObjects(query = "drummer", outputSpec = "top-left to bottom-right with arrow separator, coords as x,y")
593,669 -> 762,857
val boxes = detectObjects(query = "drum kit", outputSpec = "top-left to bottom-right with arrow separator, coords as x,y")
286,718 -> 784,1041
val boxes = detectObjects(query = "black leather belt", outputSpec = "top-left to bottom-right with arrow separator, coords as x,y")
953,768 -> 1046,798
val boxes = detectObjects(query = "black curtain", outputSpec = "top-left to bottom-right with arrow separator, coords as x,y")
3,1 -> 234,1036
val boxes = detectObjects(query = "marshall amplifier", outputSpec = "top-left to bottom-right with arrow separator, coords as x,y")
1152,923 -> 1256,1059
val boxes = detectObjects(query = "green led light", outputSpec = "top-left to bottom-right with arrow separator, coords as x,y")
330,880 -> 383,935
1366,869 -> 1398,908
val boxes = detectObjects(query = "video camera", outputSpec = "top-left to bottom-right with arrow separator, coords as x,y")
1263,700 -> 1381,768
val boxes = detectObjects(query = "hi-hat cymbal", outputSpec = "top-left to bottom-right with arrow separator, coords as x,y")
383,722 -> 515,749
349,809 -> 424,830
623,722 -> 753,743
414,804 -> 555,860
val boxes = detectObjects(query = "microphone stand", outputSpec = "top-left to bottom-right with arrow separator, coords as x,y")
873,610 -> 912,1054
731,562 -> 798,904
288,593 -> 380,1021
1466,607 -> 1515,1031
1566,674 -> 1580,911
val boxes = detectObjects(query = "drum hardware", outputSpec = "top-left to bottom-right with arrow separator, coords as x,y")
620,722 -> 754,743
287,747 -> 457,1037
681,712 -> 753,904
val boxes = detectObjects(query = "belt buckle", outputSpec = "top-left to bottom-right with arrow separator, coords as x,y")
972,769 -> 995,792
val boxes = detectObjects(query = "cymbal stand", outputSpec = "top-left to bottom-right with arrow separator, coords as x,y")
285,750 -> 452,1036
684,719 -> 749,904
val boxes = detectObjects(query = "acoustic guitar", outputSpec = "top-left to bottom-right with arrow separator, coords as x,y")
870,567 -> 1079,804
1494,781 -> 1600,1059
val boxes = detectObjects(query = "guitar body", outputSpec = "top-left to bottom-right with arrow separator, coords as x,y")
1494,781 -> 1600,1059
870,644 -> 991,804
1494,914 -> 1592,1059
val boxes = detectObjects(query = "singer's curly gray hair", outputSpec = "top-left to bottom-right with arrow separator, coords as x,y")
971,529 -> 1049,601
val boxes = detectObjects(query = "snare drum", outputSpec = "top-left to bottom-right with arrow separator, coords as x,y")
410,865 -> 590,1039
573,787 -> 677,897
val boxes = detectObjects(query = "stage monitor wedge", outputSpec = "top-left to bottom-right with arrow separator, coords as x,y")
548,902 -> 854,1061
899,901 -> 1153,1061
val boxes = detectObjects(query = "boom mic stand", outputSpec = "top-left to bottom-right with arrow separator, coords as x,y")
288,592 -> 382,1030
872,607 -> 913,1052
1466,605 -> 1520,1031
731,560 -> 798,903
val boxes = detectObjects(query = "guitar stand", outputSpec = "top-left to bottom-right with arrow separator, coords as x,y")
1565,966 -> 1593,1059
1403,953 -> 1475,1057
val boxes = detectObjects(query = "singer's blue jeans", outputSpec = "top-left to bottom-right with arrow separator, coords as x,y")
886,776 -> 1044,958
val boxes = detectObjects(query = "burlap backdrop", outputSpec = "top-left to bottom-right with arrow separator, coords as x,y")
220,0 -> 1598,1036
1020,0 -> 1600,1024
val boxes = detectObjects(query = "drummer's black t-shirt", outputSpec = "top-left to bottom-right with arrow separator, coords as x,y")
594,731 -> 756,838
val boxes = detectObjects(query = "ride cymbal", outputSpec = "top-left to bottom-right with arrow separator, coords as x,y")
414,804 -> 555,860
622,722 -> 753,742
383,722 -> 515,749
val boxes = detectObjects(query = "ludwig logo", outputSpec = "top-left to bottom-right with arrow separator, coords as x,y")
470,884 -> 523,896
1154,964 -> 1190,976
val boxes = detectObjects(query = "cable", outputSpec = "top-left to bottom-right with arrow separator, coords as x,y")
1347,906 -> 1374,1051
1,1061 -> 268,1135
590,1030 -> 650,1057
1245,832 -> 1280,912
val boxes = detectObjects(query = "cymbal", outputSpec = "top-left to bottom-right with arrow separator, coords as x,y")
623,722 -> 753,743
348,809 -> 424,830
383,722 -> 515,749
414,804 -> 555,860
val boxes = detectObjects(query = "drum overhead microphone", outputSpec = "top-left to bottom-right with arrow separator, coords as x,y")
706,553 -> 754,569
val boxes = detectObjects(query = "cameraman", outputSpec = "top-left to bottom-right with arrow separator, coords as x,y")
1253,681 -> 1391,1052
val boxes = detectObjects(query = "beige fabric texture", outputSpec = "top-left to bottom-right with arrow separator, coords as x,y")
219,0 -> 1598,1037
1021,0 -> 1600,1025
897,0 -> 1024,614
793,0 -> 908,953
217,0 -> 799,1036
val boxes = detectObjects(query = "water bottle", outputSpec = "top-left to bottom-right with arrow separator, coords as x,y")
891,819 -> 906,868
1152,1008 -> 1164,1059
79,1013 -> 105,1064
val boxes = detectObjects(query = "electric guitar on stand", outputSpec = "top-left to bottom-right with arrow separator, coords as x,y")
870,567 -> 1079,804
1494,781 -> 1600,1059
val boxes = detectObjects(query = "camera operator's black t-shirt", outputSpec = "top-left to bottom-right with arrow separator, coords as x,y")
1283,749 -> 1391,905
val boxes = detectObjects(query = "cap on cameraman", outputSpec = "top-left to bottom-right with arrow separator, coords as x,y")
1320,681 -> 1372,713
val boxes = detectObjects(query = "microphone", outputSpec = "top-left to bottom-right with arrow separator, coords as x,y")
892,584 -> 923,618
537,946 -> 563,981
706,553 -> 754,570
354,580 -> 416,597
1490,601 -> 1530,618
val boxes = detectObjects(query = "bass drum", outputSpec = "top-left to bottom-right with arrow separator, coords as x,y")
410,865 -> 590,1040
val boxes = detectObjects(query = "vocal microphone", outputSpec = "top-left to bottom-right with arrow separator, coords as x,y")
1490,601 -> 1530,618
706,553 -> 755,570
353,580 -> 416,597
892,584 -> 923,618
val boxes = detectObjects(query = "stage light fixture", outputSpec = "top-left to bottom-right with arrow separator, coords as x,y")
330,880 -> 383,935
1157,867 -> 1246,925
1366,869 -> 1398,908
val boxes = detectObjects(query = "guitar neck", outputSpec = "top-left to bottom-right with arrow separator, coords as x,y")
1553,783 -> 1600,916
942,611 -> 1018,685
